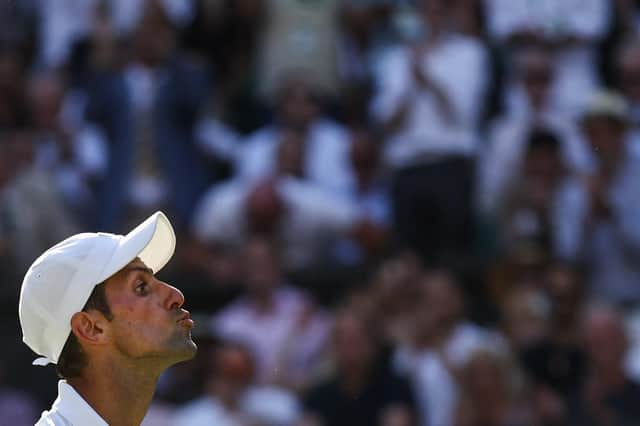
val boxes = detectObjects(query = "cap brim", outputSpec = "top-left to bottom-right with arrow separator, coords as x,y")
97,211 -> 176,283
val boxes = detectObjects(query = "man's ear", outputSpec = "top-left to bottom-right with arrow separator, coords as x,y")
70,311 -> 108,345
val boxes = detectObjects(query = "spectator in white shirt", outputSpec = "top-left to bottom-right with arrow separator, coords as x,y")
484,0 -> 611,116
370,0 -> 489,263
478,47 -> 592,216
211,237 -> 330,389
193,126 -> 360,272
554,91 -> 640,304
236,73 -> 355,195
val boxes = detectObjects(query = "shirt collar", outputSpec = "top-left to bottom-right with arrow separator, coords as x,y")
50,380 -> 109,426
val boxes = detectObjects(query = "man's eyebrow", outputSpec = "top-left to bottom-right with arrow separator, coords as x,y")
125,266 -> 154,276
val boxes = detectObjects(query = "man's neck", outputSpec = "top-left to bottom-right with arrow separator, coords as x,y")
68,359 -> 164,426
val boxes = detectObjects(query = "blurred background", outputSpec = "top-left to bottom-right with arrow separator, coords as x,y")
1,0 -> 640,425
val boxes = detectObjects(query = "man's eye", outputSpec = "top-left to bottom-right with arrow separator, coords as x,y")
135,281 -> 149,295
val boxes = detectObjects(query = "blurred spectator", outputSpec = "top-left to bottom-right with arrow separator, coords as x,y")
554,91 -> 640,304
333,129 -> 391,267
236,73 -> 355,195
27,70 -> 108,222
370,252 -> 424,348
371,0 -> 489,262
497,128 -> 573,258
192,144 -> 360,271
0,129 -> 78,274
478,47 -> 591,216
172,341 -> 300,426
485,0 -> 610,116
567,303 -> 640,425
453,349 -> 533,426
211,237 -> 330,389
302,309 -> 416,426
520,263 -> 588,426
394,270 -> 506,426
84,1 -> 211,231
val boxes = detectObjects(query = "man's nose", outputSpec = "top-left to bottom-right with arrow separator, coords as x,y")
161,281 -> 185,310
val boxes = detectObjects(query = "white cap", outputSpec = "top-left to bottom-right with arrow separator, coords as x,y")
18,212 -> 176,366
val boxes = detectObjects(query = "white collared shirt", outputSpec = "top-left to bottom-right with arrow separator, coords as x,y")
36,380 -> 108,426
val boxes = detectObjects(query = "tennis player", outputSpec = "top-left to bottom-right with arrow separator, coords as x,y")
19,211 -> 197,425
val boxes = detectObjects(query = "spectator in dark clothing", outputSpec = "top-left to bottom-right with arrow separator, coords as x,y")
302,309 -> 416,426
520,263 -> 588,425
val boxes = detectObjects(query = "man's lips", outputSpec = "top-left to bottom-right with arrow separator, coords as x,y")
177,310 -> 195,328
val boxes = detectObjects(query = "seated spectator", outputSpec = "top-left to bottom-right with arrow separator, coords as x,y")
211,237 -> 330,389
478,47 -> 591,216
453,349 -> 533,426
172,341 -> 300,426
497,128 -> 573,259
370,0 -> 488,262
333,129 -> 391,266
394,269 -> 506,426
236,72 -> 355,195
192,135 -> 361,272
520,263 -> 588,425
567,303 -> 640,425
302,309 -> 416,426
554,91 -> 640,304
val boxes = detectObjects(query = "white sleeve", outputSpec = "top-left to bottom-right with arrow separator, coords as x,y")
370,48 -> 413,124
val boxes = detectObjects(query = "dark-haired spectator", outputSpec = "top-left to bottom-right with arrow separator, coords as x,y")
211,237 -> 330,389
371,0 -> 489,263
497,128 -> 572,258
554,91 -> 640,304
302,309 -> 416,426
520,264 -> 588,426
567,303 -> 640,426
479,47 -> 591,216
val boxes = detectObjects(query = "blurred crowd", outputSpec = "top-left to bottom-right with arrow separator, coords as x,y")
2,0 -> 640,425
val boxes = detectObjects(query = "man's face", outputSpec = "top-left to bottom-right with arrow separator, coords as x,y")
102,259 -> 197,364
